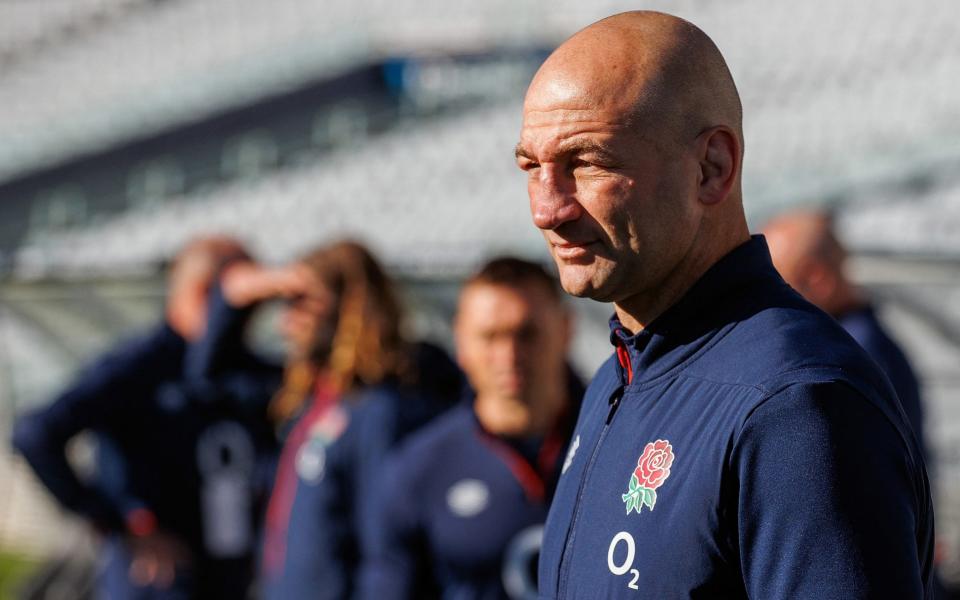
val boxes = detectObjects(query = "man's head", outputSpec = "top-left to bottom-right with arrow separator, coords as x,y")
763,210 -> 860,316
285,240 -> 404,389
516,11 -> 749,330
455,258 -> 571,434
268,241 -> 406,421
166,235 -> 249,341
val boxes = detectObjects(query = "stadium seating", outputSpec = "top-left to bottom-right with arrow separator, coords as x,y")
4,0 -> 958,275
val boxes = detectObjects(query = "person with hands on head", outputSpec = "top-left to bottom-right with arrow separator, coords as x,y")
182,247 -> 310,386
258,240 -> 462,600
359,257 -> 583,600
516,11 -> 934,599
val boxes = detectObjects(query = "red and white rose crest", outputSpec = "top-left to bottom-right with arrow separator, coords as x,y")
622,439 -> 674,514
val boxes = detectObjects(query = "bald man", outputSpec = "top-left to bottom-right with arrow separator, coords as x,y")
516,11 -> 934,599
764,211 -> 926,454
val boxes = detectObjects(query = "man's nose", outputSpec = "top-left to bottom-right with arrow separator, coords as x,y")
496,337 -> 524,370
529,166 -> 581,230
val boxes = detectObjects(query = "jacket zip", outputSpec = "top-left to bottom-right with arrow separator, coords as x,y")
556,385 -> 625,599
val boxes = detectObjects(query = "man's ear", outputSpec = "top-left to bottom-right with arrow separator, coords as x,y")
697,126 -> 741,206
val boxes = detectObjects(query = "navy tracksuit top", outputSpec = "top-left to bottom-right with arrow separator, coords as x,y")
538,236 -> 934,600
261,343 -> 464,600
359,374 -> 583,600
11,284 -> 281,599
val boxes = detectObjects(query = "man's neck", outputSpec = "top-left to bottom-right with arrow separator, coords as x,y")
615,229 -> 750,334
475,387 -> 566,438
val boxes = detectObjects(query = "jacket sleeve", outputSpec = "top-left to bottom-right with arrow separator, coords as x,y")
271,421 -> 356,600
733,381 -> 933,599
11,334 -> 161,532
182,282 -> 253,382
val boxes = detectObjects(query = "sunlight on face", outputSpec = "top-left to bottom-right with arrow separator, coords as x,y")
455,282 -> 568,404
517,101 -> 699,305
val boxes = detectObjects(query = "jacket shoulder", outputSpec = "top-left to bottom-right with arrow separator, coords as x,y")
388,406 -> 475,475
703,300 -> 882,391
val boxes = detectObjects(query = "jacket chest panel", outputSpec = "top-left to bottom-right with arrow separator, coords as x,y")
552,378 -> 753,598
427,468 -> 547,571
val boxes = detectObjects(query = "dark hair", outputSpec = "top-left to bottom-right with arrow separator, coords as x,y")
270,240 -> 407,421
464,256 -> 562,301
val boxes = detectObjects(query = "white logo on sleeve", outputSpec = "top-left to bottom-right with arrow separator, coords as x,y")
446,479 -> 490,518
561,435 -> 580,475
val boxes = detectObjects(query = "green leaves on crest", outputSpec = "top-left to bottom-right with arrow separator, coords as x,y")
621,474 -> 658,514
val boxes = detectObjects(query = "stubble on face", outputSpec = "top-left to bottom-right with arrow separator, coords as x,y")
519,95 -> 696,307
519,14 -> 744,329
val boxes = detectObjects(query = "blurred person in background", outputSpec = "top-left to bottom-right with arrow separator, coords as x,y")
763,210 -> 926,453
358,257 -> 583,600
12,236 -> 279,600
240,240 -> 461,600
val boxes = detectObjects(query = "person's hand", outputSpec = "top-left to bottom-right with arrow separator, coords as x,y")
220,261 -> 312,308
126,531 -> 192,589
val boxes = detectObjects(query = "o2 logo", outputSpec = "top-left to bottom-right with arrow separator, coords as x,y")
606,531 -> 640,591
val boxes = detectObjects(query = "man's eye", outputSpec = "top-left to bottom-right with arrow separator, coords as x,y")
519,160 -> 540,172
571,160 -> 598,173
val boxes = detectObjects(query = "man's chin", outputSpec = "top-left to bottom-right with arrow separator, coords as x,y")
555,256 -> 626,302
557,269 -> 607,301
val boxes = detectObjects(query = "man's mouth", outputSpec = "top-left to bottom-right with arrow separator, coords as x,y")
553,240 -> 597,260
497,371 -> 526,389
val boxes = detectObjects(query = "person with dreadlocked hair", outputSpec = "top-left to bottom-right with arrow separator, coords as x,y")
222,240 -> 462,600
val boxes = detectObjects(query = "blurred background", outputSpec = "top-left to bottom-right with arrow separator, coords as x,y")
0,0 -> 958,596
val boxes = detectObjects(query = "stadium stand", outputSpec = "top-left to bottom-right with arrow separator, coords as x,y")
1,0 -> 958,200
10,102 -> 537,278
841,175 -> 960,258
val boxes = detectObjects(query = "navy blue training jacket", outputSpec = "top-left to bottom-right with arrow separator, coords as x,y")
539,236 -> 934,600
14,323 -> 188,534
261,343 -> 464,600
359,373 -> 583,600
12,286 -> 280,598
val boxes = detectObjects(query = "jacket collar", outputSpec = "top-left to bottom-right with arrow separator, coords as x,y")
609,235 -> 786,386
